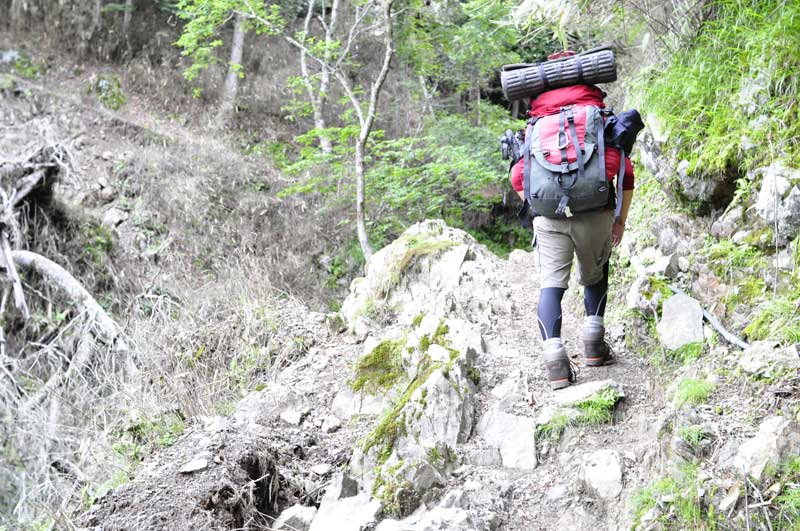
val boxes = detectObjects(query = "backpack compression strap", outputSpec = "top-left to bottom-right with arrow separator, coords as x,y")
615,148 -> 625,222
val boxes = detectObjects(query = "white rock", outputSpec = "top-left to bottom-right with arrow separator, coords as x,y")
321,415 -> 342,433
581,449 -> 623,499
657,293 -> 704,350
273,505 -> 317,531
552,379 -> 624,408
646,253 -> 680,278
178,458 -> 207,474
555,505 -> 601,530
464,447 -> 503,467
280,409 -> 304,426
476,407 -> 537,470
311,463 -> 332,476
374,521 -> 411,531
732,416 -> 800,479
546,484 -> 568,502
330,386 -> 387,419
627,276 -> 658,315
308,491 -> 379,531
102,207 -> 128,228
738,341 -> 800,377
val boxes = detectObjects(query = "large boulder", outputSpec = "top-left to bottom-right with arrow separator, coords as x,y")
349,321 -> 481,517
340,220 -> 507,335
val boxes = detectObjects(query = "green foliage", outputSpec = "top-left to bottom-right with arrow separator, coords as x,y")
13,56 -> 43,79
351,339 -> 406,395
632,0 -> 800,176
669,342 -> 703,365
632,463 -> 720,530
174,0 -> 283,82
745,292 -> 800,343
707,239 -> 766,279
576,387 -> 622,424
280,103 -> 520,250
536,387 -> 622,441
536,411 -> 573,441
674,378 -> 715,408
101,2 -> 136,13
678,425 -> 711,452
90,74 -> 127,110
81,223 -> 114,264
398,0 -> 532,92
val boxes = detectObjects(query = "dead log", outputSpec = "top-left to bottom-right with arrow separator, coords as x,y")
11,250 -> 120,344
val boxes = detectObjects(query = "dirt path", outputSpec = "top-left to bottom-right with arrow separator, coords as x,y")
468,249 -> 666,531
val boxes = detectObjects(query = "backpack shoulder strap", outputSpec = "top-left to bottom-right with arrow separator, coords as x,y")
522,118 -> 538,207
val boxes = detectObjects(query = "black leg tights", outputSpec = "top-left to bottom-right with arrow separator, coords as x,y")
537,287 -> 566,340
583,261 -> 610,317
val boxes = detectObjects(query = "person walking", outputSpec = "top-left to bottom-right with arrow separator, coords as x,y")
509,52 -> 636,389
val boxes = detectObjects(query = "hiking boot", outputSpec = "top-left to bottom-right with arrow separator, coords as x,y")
543,338 -> 576,390
582,316 -> 615,366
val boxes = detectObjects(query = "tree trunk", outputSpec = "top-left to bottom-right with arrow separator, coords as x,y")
351,0 -> 395,262
217,12 -> 246,127
122,0 -> 135,45
354,141 -> 372,261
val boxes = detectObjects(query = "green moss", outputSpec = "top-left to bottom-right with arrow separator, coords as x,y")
674,378 -> 716,408
81,222 -> 114,264
418,319 -> 453,354
411,313 -> 425,328
384,236 -> 458,293
745,286 -> 800,343
426,445 -> 443,466
362,354 -> 440,463
467,366 -> 481,385
351,339 -> 405,395
13,55 -> 44,78
631,463 -> 720,530
707,240 -> 766,279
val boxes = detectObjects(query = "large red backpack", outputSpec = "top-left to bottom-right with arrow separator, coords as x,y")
523,103 -> 625,219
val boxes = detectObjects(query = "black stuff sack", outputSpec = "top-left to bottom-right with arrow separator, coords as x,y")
604,109 -> 644,154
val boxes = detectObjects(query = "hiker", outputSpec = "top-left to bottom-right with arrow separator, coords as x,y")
508,52 -> 636,390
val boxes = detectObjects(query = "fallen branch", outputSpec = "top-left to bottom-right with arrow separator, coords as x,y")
11,250 -> 120,344
668,284 -> 750,350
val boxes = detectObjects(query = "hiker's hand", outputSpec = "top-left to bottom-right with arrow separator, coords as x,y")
611,222 -> 625,247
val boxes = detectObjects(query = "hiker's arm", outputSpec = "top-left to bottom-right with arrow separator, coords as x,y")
510,159 -> 525,201
611,189 -> 633,246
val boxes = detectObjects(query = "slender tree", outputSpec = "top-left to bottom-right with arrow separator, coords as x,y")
239,0 -> 398,260
217,11 -> 247,125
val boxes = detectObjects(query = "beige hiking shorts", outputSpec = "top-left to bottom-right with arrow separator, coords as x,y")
533,209 -> 614,288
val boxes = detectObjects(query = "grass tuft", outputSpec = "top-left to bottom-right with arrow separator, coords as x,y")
674,378 -> 716,408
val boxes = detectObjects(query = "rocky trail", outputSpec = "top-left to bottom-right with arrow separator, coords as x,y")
80,220 -> 717,531
3,59 -> 798,531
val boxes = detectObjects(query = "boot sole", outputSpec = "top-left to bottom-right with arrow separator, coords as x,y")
549,378 -> 572,390
584,356 -> 615,367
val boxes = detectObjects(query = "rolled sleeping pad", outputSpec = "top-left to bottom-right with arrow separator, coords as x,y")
501,48 -> 617,101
